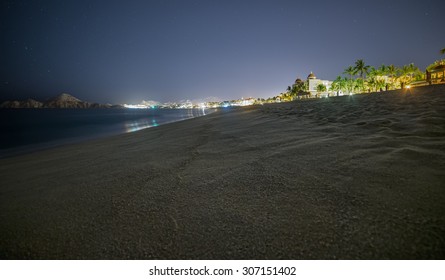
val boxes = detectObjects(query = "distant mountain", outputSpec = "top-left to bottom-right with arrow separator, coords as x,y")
44,93 -> 96,108
0,93 -> 123,109
0,98 -> 43,108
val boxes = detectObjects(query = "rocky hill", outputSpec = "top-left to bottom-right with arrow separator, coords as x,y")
0,93 -> 121,109
0,98 -> 43,108
44,93 -> 95,108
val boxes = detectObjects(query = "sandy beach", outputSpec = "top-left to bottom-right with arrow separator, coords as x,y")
1,85 -> 444,259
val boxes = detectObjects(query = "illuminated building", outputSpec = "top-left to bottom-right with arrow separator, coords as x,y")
426,64 -> 445,85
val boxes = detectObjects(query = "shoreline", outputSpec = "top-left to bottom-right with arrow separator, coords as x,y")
1,85 -> 444,259
0,108 -> 216,159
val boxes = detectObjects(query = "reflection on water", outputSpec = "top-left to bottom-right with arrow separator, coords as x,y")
124,119 -> 155,133
124,108 -> 209,133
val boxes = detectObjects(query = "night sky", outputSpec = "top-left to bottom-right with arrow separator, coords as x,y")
1,0 -> 444,104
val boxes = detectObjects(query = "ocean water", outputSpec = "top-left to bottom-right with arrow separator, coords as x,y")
0,108 -> 214,158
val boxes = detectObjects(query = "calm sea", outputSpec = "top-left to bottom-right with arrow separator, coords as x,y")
0,108 -> 215,158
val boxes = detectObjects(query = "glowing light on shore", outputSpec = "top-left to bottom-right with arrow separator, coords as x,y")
123,104 -> 150,109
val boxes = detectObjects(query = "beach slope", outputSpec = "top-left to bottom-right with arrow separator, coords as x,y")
1,85 -> 444,259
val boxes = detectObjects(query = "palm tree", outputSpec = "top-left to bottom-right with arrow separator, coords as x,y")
386,64 -> 398,89
376,64 -> 389,90
378,64 -> 388,76
366,67 -> 377,92
341,77 -> 348,93
292,80 -> 307,96
331,76 -> 344,95
398,65 -> 412,89
367,66 -> 378,77
345,77 -> 356,94
406,63 -> 420,81
376,79 -> 386,92
354,59 -> 370,79
316,84 -> 327,97
343,66 -> 356,80
387,64 -> 398,76
354,78 -> 365,93
367,76 -> 377,92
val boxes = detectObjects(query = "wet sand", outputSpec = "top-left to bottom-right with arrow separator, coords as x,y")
1,85 -> 444,259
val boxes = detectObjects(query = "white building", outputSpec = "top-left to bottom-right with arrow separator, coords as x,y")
306,72 -> 332,97
293,72 -> 333,98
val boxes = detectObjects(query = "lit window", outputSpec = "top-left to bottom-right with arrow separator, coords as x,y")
438,72 -> 444,78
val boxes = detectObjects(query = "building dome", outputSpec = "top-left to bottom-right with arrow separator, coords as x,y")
294,78 -> 303,84
307,72 -> 316,79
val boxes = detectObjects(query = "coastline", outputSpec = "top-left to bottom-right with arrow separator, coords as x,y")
0,108 -> 214,159
1,85 -> 444,259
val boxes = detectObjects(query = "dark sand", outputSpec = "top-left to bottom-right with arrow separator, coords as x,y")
1,85 -> 444,259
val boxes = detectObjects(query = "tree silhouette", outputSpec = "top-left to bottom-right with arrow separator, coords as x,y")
354,59 -> 370,79
343,66 -> 356,80
316,84 -> 327,97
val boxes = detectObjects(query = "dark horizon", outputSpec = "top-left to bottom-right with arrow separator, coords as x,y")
1,0 -> 444,104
